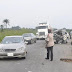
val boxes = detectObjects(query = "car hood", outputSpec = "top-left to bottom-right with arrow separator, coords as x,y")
24,37 -> 32,40
0,43 -> 25,49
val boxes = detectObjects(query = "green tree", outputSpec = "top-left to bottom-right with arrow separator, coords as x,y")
3,19 -> 9,28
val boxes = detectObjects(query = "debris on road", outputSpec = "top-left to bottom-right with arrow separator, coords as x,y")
60,58 -> 72,62
42,63 -> 44,65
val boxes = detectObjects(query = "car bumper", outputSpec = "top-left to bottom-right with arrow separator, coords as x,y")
25,40 -> 31,43
0,52 -> 26,58
36,36 -> 46,39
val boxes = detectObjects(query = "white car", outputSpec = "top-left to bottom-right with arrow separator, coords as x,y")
0,36 -> 27,59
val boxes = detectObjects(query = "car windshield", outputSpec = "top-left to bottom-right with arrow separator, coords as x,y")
1,37 -> 22,44
37,26 -> 48,29
23,34 -> 31,37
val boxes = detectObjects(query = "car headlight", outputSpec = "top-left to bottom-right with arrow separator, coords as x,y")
26,38 -> 31,40
17,47 -> 24,51
0,49 -> 5,52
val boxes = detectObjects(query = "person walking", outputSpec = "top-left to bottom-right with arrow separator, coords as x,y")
45,29 -> 54,61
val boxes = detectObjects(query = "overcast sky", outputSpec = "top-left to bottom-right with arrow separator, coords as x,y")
0,0 -> 72,29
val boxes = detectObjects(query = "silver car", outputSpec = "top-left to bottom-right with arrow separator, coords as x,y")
22,33 -> 36,44
0,36 -> 27,59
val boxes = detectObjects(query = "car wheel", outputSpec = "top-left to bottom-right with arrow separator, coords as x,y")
22,57 -> 26,59
55,40 -> 58,44
34,40 -> 36,43
37,38 -> 39,40
71,42 -> 72,45
26,51 -> 27,54
30,40 -> 33,44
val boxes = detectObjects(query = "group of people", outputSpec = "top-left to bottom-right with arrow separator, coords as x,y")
45,29 -> 54,61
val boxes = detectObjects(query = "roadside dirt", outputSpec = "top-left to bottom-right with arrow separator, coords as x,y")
60,39 -> 72,62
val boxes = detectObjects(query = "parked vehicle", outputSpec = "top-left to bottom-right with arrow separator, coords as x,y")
54,29 -> 69,44
36,22 -> 48,40
22,33 -> 36,44
0,36 -> 27,59
69,31 -> 72,39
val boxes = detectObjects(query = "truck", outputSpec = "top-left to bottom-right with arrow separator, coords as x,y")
36,22 -> 48,40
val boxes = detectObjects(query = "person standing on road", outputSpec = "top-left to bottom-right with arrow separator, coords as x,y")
45,29 -> 54,61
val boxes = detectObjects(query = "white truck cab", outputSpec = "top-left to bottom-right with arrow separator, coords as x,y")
36,23 -> 48,40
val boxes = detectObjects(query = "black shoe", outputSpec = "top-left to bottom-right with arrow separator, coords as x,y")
50,59 -> 53,61
45,58 -> 49,59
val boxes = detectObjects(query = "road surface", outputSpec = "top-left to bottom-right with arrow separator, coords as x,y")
0,40 -> 72,72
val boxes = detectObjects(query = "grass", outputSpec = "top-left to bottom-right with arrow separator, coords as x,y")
0,28 -> 36,42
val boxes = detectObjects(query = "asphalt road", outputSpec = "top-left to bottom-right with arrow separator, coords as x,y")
0,40 -> 72,72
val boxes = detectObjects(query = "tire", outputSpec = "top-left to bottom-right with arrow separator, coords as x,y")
26,51 -> 27,54
22,57 -> 26,59
71,42 -> 72,45
63,35 -> 67,44
37,38 -> 39,40
29,40 -> 32,44
55,40 -> 58,44
30,40 -> 32,44
63,35 -> 67,41
34,40 -> 36,43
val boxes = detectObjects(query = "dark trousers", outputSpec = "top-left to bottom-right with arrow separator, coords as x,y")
47,46 -> 53,60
